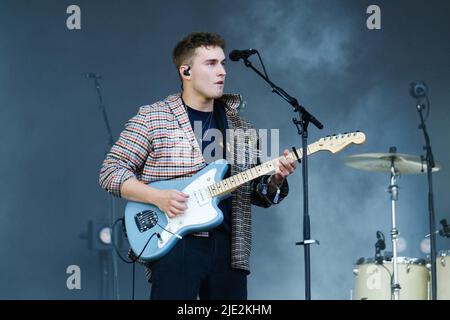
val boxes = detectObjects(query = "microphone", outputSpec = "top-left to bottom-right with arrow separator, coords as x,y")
87,73 -> 103,80
375,231 -> 386,264
376,231 -> 386,250
425,219 -> 450,238
439,219 -> 450,238
409,80 -> 428,98
229,49 -> 258,61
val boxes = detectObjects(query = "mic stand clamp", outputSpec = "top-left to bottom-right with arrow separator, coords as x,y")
375,243 -> 384,265
296,239 -> 320,246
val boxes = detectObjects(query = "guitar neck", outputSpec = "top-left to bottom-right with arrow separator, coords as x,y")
208,142 -> 320,198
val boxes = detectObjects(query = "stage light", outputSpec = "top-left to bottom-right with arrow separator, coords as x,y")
397,236 -> 407,253
99,227 -> 112,245
85,220 -> 113,251
420,238 -> 430,254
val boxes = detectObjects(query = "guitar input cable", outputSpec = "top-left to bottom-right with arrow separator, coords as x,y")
111,217 -> 157,300
110,217 -> 184,299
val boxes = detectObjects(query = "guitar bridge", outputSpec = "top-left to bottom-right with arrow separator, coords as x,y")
135,210 -> 158,233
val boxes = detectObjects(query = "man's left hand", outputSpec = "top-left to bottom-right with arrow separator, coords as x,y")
272,149 -> 297,186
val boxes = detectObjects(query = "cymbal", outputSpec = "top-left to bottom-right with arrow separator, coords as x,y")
343,153 -> 441,174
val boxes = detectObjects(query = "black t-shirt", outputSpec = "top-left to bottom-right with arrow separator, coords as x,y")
185,101 -> 232,234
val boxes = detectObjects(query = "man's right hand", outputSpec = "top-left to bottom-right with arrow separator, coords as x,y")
154,189 -> 189,218
120,178 -> 189,218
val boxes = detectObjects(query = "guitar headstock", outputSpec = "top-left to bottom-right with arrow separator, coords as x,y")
317,131 -> 366,154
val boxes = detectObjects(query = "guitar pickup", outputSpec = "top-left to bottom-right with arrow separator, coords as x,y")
193,189 -> 209,206
135,210 -> 158,233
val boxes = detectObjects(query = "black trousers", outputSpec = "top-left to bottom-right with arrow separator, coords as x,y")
149,230 -> 247,300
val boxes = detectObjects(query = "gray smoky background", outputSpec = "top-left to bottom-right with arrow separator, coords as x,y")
0,0 -> 449,299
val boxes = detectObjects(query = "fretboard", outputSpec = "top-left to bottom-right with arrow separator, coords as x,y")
208,142 -> 320,197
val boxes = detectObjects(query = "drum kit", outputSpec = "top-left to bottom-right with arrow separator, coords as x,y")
343,149 -> 449,300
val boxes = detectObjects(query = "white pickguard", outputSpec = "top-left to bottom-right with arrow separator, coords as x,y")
158,168 -> 218,248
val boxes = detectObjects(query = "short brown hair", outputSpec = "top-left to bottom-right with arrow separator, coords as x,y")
172,32 -> 226,68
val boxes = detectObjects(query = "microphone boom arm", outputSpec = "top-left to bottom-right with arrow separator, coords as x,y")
240,57 -> 323,130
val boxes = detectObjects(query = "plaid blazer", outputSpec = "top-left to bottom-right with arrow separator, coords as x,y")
99,93 -> 288,273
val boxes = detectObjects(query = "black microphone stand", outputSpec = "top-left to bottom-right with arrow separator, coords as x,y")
92,75 -> 114,148
239,55 -> 323,300
88,73 -> 120,300
416,100 -> 438,300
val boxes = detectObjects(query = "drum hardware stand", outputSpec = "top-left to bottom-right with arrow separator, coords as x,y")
387,146 -> 401,300
235,53 -> 323,300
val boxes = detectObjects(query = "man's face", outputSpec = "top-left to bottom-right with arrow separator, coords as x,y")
187,46 -> 226,99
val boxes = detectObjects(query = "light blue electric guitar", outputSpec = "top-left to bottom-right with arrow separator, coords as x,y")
125,131 -> 366,261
